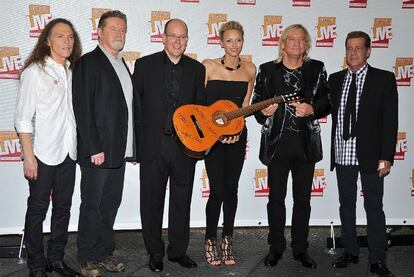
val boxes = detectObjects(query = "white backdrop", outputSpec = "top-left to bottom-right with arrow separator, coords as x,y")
0,0 -> 413,235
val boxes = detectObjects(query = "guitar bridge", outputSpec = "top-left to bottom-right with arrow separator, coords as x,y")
190,115 -> 204,138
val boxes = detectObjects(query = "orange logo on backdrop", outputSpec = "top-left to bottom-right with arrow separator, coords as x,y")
262,16 -> 283,46
91,8 -> 111,40
185,53 -> 198,60
207,13 -> 227,44
122,51 -> 141,74
395,132 -> 408,160
200,169 -> 210,198
0,131 -> 21,162
0,47 -> 22,80
237,0 -> 256,5
311,169 -> 327,197
292,0 -> 311,7
349,0 -> 368,8
371,18 -> 392,48
316,17 -> 336,47
395,57 -> 413,86
411,169 -> 414,196
150,11 -> 170,43
402,0 -> 414,9
254,169 -> 269,197
28,4 -> 52,38
240,54 -> 252,63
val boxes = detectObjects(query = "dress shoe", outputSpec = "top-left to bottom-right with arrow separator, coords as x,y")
168,254 -> 197,268
80,262 -> 101,277
149,254 -> 163,272
29,270 -> 48,277
97,256 -> 125,272
47,261 -> 80,277
293,253 -> 317,268
370,262 -> 394,276
263,251 -> 282,267
332,253 -> 359,268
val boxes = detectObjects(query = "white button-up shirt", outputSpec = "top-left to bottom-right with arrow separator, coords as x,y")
14,56 -> 77,166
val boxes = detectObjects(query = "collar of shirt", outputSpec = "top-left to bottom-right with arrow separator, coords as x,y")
45,56 -> 70,69
347,63 -> 368,78
99,44 -> 123,62
162,50 -> 184,66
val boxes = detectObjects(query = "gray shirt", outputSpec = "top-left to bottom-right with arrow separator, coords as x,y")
99,44 -> 134,158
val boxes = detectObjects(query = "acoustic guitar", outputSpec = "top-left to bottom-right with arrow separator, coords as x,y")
173,91 -> 303,158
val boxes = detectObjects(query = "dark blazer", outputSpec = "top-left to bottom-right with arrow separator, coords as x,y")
329,65 -> 398,173
252,59 -> 331,165
132,51 -> 206,162
73,46 -> 136,168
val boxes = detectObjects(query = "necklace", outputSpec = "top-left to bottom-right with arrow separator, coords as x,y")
221,56 -> 241,71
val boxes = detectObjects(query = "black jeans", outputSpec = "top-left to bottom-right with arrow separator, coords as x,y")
266,134 -> 315,255
140,135 -> 196,259
204,130 -> 247,240
24,156 -> 76,271
336,165 -> 387,263
77,163 -> 125,263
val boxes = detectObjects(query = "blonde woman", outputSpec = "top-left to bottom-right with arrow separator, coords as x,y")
202,20 -> 256,266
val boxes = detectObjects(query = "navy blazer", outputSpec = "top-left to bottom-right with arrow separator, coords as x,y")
329,65 -> 398,173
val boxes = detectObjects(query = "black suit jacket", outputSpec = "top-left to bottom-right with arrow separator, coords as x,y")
73,46 -> 136,168
329,65 -> 398,173
252,59 -> 331,165
132,51 -> 206,162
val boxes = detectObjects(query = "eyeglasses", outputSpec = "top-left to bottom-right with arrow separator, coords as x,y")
165,34 -> 188,41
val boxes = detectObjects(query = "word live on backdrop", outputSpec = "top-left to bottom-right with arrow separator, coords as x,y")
0,1 -> 413,238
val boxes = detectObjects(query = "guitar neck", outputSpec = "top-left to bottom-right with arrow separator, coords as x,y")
224,95 -> 285,120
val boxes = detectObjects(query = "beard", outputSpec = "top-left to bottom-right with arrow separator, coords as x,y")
110,40 -> 125,51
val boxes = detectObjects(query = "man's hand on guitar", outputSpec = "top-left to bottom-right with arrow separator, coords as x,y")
219,135 -> 240,144
261,103 -> 278,116
291,102 -> 314,117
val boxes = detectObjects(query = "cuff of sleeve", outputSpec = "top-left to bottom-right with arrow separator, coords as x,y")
15,121 -> 34,133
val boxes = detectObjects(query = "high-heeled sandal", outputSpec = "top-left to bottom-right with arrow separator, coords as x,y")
205,239 -> 221,266
220,236 -> 236,265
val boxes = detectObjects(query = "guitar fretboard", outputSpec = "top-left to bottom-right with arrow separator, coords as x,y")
224,95 -> 286,120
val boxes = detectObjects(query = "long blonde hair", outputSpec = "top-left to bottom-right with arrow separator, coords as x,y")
276,24 -> 311,63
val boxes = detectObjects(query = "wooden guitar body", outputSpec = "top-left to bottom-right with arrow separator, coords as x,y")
173,100 -> 244,158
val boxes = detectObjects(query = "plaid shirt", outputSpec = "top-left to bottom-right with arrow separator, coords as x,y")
334,64 -> 368,165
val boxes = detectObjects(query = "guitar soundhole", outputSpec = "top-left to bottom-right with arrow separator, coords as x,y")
213,112 -> 229,126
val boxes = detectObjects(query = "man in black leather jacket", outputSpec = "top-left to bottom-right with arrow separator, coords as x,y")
252,24 -> 331,269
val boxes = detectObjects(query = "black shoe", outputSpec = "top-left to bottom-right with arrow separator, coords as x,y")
149,254 -> 163,272
168,254 -> 197,268
293,253 -> 317,268
47,261 -> 80,277
29,270 -> 48,277
332,253 -> 359,268
370,262 -> 393,276
263,251 -> 282,267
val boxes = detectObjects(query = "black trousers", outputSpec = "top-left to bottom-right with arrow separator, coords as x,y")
77,163 -> 125,263
336,165 -> 387,263
266,135 -> 315,255
140,135 -> 196,259
204,130 -> 247,240
24,156 -> 76,271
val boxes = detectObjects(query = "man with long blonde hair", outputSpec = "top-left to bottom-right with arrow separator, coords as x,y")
252,24 -> 331,269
